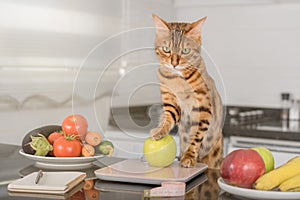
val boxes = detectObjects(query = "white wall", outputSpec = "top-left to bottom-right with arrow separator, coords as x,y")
0,0 -> 124,145
176,1 -> 300,107
2,0 -> 300,145
0,0 -> 175,145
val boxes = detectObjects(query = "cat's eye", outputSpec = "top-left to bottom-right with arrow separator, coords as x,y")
162,46 -> 171,53
182,48 -> 191,54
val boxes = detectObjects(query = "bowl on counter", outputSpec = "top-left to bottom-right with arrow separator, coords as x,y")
19,149 -> 103,170
20,125 -> 103,170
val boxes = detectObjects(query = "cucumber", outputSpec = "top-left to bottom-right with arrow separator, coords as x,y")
97,141 -> 114,157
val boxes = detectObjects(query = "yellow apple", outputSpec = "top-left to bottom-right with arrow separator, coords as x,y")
143,135 -> 177,167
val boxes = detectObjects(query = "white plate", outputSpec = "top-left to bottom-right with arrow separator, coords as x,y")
19,149 -> 104,170
218,177 -> 300,200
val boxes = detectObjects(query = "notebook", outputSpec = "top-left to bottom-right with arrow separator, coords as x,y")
8,181 -> 85,199
7,171 -> 86,194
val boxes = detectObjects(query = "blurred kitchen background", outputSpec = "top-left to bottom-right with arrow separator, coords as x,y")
0,0 -> 299,166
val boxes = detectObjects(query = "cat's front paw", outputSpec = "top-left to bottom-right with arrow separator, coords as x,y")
150,127 -> 166,140
180,155 -> 196,168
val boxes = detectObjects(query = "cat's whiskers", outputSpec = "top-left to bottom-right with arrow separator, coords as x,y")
174,65 -> 186,70
174,69 -> 183,77
161,62 -> 184,77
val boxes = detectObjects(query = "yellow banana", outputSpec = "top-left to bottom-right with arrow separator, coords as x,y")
279,174 -> 300,192
254,156 -> 300,191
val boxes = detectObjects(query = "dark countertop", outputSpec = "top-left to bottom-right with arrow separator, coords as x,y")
223,120 -> 300,141
0,143 -> 244,200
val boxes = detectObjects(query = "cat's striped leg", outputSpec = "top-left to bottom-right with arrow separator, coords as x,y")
180,106 -> 212,168
178,121 -> 190,159
198,134 -> 223,169
151,87 -> 181,140
150,106 -> 179,140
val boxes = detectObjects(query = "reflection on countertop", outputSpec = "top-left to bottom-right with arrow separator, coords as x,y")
0,144 -> 33,185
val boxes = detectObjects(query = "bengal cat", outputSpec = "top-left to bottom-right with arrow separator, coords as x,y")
151,14 -> 224,169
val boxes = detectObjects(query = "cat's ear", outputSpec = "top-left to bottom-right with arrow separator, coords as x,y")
152,14 -> 169,34
186,16 -> 207,43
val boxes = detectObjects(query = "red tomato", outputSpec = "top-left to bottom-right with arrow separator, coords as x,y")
53,136 -> 82,157
62,114 -> 88,139
47,131 -> 63,145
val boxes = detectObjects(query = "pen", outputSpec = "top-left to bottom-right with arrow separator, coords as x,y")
35,170 -> 43,184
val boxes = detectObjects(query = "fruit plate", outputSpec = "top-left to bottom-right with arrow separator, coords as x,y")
218,178 -> 300,200
19,149 -> 104,170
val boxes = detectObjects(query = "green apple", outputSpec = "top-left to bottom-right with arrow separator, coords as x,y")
143,135 -> 177,167
251,147 -> 274,173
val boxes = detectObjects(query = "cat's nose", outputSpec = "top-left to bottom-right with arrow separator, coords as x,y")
171,55 -> 179,68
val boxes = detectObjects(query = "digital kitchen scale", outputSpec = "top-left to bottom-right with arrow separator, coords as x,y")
94,159 -> 207,185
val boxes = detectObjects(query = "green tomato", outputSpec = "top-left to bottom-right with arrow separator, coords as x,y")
252,147 -> 274,173
143,135 -> 177,167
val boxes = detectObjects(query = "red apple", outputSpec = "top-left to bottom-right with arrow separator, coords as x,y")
220,149 -> 265,189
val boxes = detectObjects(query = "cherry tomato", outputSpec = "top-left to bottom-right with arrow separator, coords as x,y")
47,131 -> 63,145
53,136 -> 82,157
62,114 -> 88,139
